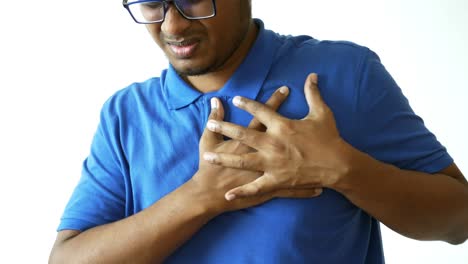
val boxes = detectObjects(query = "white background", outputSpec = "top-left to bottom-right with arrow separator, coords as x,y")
0,0 -> 467,263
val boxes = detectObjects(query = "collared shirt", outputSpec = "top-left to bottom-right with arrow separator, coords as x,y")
58,20 -> 453,263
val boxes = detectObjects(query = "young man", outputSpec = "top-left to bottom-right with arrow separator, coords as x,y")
49,0 -> 468,263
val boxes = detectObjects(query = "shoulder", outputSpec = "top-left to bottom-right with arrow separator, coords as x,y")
264,31 -> 386,142
267,31 -> 377,97
272,32 -> 373,71
100,76 -> 163,119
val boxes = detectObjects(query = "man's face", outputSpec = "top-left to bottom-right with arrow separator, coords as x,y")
146,0 -> 252,76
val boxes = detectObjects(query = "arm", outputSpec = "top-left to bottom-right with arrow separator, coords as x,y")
333,147 -> 468,244
50,88 -> 319,264
203,73 -> 468,244
50,180 -> 217,264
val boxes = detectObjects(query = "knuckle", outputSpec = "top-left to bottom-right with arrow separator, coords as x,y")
237,157 -> 246,169
230,140 -> 248,153
314,107 -> 332,120
276,120 -> 295,134
250,186 -> 260,196
265,137 -> 285,152
250,101 -> 262,114
233,127 -> 245,140
251,133 -> 261,145
209,111 -> 217,120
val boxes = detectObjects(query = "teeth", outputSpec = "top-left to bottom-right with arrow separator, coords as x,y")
170,42 -> 193,46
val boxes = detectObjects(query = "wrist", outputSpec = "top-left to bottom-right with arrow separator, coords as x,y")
325,139 -> 392,196
182,175 -> 224,218
321,138 -> 356,191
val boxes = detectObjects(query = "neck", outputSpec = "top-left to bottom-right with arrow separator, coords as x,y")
185,21 -> 259,93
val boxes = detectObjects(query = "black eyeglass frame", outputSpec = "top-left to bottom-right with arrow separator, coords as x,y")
122,0 -> 217,24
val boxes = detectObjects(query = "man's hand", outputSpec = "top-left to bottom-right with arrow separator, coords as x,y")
190,86 -> 322,214
203,73 -> 351,201
200,74 -> 468,245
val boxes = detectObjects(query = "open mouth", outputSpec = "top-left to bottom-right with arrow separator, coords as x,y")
167,40 -> 199,59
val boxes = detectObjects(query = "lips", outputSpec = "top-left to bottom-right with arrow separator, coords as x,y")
166,40 -> 199,59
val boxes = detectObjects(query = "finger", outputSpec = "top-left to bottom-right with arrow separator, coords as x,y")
233,96 -> 283,129
274,188 -> 323,199
206,119 -> 265,150
248,86 -> 289,132
225,175 -> 277,200
203,152 -> 263,171
304,73 -> 326,118
201,97 -> 225,149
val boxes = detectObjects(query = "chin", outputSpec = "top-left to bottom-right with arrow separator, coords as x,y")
172,60 -> 216,77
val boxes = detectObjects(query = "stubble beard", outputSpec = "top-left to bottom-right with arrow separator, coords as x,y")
172,54 -> 229,77
171,39 -> 242,77
172,25 -> 251,77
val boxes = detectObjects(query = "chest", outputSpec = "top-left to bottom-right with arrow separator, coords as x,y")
122,84 -> 355,213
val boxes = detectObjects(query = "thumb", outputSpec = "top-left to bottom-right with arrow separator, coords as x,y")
304,73 -> 325,117
200,97 -> 225,149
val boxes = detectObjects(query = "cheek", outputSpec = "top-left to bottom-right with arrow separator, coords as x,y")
205,21 -> 242,48
145,25 -> 163,46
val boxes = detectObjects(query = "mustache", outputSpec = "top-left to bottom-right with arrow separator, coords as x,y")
160,33 -> 201,45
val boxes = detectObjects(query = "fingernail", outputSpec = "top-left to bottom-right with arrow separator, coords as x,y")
279,86 -> 289,94
233,96 -> 242,106
203,152 -> 217,162
207,120 -> 218,131
226,193 -> 236,201
211,98 -> 218,109
310,73 -> 318,84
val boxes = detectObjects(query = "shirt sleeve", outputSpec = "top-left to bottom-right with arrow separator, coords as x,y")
353,49 -> 453,173
57,99 -> 127,232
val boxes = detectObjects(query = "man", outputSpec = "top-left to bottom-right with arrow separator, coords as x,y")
49,0 -> 468,263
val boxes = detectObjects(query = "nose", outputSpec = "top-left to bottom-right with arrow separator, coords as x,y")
161,4 -> 191,36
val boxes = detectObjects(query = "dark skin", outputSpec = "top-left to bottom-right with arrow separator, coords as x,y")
49,88 -> 320,264
50,0 -> 468,263
49,2 -> 320,263
147,0 -> 257,92
204,73 -> 468,244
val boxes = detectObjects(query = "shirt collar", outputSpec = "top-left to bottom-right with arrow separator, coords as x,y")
163,19 -> 279,110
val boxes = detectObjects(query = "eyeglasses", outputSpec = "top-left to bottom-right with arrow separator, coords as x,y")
122,0 -> 217,24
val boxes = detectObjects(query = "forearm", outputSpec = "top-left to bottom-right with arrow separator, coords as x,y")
331,143 -> 468,244
50,180 -> 217,264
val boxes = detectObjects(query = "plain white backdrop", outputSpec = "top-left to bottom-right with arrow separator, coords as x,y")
0,0 -> 467,263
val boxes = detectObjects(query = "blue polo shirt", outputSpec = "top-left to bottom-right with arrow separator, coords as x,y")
58,20 -> 453,263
